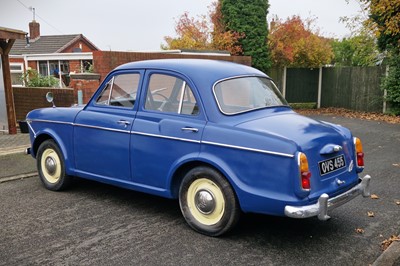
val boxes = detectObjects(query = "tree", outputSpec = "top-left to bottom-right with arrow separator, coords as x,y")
331,34 -> 379,66
382,53 -> 400,113
162,2 -> 243,55
162,12 -> 210,50
361,0 -> 400,51
209,1 -> 243,55
361,0 -> 400,114
268,15 -> 333,68
220,0 -> 272,72
333,0 -> 380,66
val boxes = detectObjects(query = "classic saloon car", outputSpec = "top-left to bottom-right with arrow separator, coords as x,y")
25,59 -> 371,236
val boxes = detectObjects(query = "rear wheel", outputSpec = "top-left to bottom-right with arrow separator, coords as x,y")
179,166 -> 240,236
37,139 -> 70,191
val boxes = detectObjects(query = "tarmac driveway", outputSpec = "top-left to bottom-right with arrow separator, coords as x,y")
0,114 -> 399,265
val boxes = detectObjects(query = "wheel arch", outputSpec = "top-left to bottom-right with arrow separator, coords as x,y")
32,133 -> 53,157
170,160 -> 209,198
175,158 -> 242,236
169,157 -> 242,207
32,130 -> 74,175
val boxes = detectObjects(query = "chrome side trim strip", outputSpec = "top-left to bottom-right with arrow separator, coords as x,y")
202,140 -> 294,158
30,119 -> 73,125
131,131 -> 201,143
30,119 -> 130,134
29,119 -> 293,157
74,123 -> 130,134
26,120 -> 37,138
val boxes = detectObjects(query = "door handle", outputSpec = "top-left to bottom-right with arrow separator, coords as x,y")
117,120 -> 131,126
181,127 -> 199,133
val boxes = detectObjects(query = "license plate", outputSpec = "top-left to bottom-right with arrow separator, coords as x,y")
318,155 -> 346,176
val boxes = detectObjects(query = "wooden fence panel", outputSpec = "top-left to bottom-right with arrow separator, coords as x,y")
266,67 -> 284,93
285,68 -> 319,103
321,66 -> 385,112
267,66 -> 385,112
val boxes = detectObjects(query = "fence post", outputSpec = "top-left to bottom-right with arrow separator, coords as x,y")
282,66 -> 287,98
383,65 -> 389,113
317,67 -> 322,109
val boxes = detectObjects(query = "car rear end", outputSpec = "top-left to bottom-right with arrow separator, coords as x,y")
285,126 -> 371,220
235,112 -> 371,220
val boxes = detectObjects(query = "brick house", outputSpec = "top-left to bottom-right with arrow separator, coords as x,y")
9,20 -> 99,87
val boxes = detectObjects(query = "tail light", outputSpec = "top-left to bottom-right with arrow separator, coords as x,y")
299,152 -> 311,190
354,137 -> 364,167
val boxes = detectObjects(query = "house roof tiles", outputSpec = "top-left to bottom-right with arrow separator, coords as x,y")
10,34 -> 99,55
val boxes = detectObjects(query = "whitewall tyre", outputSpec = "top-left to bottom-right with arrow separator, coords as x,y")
179,166 -> 240,236
37,139 -> 70,191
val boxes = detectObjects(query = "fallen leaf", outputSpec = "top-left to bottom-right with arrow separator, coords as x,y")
367,211 -> 375,217
371,194 -> 380,199
396,201 -> 400,205
356,228 -> 365,234
381,235 -> 400,251
393,164 -> 399,167
297,108 -> 400,124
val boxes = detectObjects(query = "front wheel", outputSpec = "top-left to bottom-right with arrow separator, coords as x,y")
179,166 -> 240,236
37,139 -> 71,191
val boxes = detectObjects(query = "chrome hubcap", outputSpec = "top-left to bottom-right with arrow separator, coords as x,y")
195,190 -> 215,214
45,156 -> 57,175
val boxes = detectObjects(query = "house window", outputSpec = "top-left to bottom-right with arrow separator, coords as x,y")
49,61 -> 59,76
38,60 -> 70,76
10,63 -> 24,87
82,60 -> 92,72
38,61 -> 48,76
60,61 -> 70,74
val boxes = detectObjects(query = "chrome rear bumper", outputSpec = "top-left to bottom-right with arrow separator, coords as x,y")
284,175 -> 371,220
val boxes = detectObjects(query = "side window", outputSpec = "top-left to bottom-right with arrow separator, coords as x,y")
96,73 -> 140,108
180,84 -> 199,115
145,74 -> 199,115
96,82 -> 112,104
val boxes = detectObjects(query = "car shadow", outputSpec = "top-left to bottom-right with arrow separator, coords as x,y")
63,177 -> 359,242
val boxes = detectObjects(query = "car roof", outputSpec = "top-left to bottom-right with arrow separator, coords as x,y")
115,59 -> 267,85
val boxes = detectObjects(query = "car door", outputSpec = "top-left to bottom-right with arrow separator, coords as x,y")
73,71 -> 143,181
131,71 -> 206,189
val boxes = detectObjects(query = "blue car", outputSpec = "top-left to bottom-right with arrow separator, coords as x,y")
25,59 -> 371,236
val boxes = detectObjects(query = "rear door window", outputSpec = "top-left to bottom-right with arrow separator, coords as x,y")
144,74 -> 199,115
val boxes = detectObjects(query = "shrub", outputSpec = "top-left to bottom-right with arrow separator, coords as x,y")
290,102 -> 317,109
382,50 -> 400,115
21,69 -> 59,87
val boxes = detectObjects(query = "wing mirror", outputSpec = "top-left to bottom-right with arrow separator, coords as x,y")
46,92 -> 56,107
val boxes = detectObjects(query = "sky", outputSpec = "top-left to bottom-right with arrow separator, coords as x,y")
0,0 -> 363,52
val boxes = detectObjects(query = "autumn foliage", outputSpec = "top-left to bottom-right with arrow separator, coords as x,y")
361,0 -> 400,50
220,0 -> 272,72
162,2 -> 243,55
163,12 -> 210,51
268,16 -> 333,68
209,1 -> 243,55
